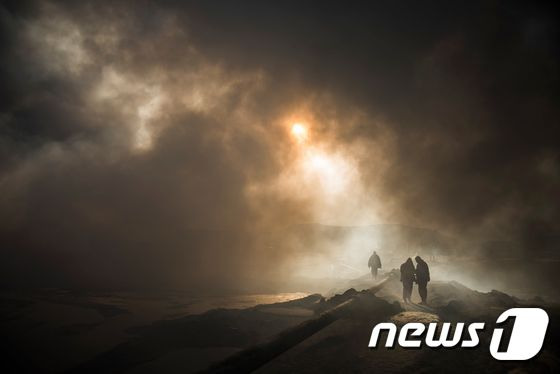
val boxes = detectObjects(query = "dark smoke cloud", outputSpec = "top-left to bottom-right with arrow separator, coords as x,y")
179,1 -> 560,235
0,0 -> 558,293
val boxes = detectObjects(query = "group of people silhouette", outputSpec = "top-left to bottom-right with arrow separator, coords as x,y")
368,251 -> 431,305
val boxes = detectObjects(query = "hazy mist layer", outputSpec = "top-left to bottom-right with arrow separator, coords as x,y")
0,1 -> 558,296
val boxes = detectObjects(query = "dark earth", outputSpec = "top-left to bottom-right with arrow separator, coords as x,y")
2,271 -> 559,373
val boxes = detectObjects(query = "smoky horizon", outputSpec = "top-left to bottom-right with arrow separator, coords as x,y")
0,1 -> 559,299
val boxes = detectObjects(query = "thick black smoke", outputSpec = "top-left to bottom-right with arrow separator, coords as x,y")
0,0 -> 558,294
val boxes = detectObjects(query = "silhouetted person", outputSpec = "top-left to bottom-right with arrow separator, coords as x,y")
400,258 -> 415,303
415,256 -> 430,304
368,251 -> 382,279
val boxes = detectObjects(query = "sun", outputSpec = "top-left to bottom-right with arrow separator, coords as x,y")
291,123 -> 308,143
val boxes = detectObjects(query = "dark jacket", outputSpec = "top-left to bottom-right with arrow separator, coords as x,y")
400,258 -> 415,283
415,257 -> 430,283
368,253 -> 381,269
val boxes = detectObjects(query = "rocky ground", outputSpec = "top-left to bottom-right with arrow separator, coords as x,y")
2,273 -> 559,373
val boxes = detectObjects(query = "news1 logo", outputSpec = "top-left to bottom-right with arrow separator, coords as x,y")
368,308 -> 549,360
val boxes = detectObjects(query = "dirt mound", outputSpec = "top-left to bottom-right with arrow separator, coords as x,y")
391,311 -> 440,325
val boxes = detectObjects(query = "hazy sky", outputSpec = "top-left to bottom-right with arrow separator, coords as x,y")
0,1 -> 558,292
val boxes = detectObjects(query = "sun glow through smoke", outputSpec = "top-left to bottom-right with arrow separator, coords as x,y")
291,123 -> 308,143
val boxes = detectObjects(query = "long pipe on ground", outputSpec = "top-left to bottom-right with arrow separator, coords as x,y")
199,277 -> 391,373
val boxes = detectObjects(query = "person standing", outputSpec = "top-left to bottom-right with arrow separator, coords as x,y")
368,250 -> 382,279
415,256 -> 430,305
400,258 -> 415,303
